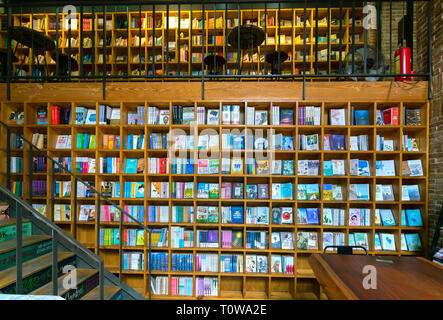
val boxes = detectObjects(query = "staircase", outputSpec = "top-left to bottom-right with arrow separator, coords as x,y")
0,120 -> 151,300
0,178 -> 145,300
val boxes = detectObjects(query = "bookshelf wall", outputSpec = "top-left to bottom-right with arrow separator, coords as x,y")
0,82 -> 429,299
0,7 -> 364,78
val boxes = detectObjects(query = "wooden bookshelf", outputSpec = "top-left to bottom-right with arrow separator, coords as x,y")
0,7 -> 364,78
0,81 -> 429,299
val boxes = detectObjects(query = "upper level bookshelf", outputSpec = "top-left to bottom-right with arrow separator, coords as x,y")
0,7 -> 364,79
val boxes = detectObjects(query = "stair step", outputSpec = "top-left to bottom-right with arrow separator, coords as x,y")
0,219 -> 30,227
81,285 -> 122,300
0,219 -> 32,243
31,268 -> 98,299
0,235 -> 52,271
0,252 -> 76,294
0,235 -> 51,255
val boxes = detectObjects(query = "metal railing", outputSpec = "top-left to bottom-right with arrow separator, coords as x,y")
0,183 -> 105,299
1,120 -> 154,300
0,0 -> 433,100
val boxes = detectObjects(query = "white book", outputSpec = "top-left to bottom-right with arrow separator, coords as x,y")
350,136 -> 359,151
407,159 -> 423,176
222,105 -> 231,124
247,107 -> 255,125
231,105 -> 241,124
207,109 -> 219,125
330,109 -> 346,125
380,233 -> 396,251
208,135 -> 219,148
272,106 -> 280,125
272,160 -> 282,175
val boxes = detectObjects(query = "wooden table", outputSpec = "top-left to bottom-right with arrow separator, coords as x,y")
309,253 -> 443,300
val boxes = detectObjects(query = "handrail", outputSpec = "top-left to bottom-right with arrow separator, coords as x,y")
0,184 -> 103,266
0,120 -> 149,233
1,119 -> 153,299
0,183 -> 105,299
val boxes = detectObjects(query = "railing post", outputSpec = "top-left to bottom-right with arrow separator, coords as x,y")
102,5 -> 107,101
99,259 -> 104,300
6,1 -> 11,100
97,193 -> 101,256
80,6 -> 84,77
73,177 -> 77,239
51,162 -> 55,222
15,202 -> 23,294
28,143 -> 33,206
56,7 -> 59,79
303,0 -> 307,100
202,3 -> 206,100
148,228 -> 151,300
119,207 -> 123,283
427,0 -> 433,99
52,229 -> 58,296
6,127 -> 11,190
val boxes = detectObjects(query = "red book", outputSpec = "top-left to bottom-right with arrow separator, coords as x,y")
391,107 -> 399,125
160,158 -> 167,174
383,109 -> 392,125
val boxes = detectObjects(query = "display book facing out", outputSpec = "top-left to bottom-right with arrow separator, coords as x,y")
0,99 -> 429,300
0,6 -> 365,78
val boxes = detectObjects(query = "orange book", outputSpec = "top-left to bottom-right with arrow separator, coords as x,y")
103,135 -> 109,149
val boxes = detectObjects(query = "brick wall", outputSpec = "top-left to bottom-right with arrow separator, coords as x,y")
416,0 -> 443,248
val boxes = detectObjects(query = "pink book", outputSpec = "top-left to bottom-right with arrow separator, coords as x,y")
221,182 -> 232,199
323,134 -> 330,150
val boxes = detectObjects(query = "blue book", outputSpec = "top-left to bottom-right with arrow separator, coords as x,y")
402,209 -> 408,226
358,160 -> 370,176
407,185 -> 421,201
330,134 -> 345,151
406,209 -> 423,227
231,206 -> 244,224
127,135 -> 133,149
380,209 -> 396,226
125,158 -> 137,174
323,160 -> 333,176
282,136 -> 294,150
115,182 -> 120,197
354,110 -> 370,125
306,208 -> 319,224
83,133 -> 89,149
185,159 -> 194,174
136,135 -> 142,149
306,184 -> 320,200
135,182 -> 144,198
356,184 -> 370,200
281,183 -> 293,200
233,135 -> 244,149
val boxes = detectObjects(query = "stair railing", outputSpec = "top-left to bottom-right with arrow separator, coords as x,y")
0,120 -> 153,299
0,183 -> 105,299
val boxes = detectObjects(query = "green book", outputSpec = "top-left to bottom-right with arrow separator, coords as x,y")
271,207 -> 282,224
297,184 -> 307,200
76,133 -> 83,149
208,206 -> 219,223
89,134 -> 96,149
282,160 -> 294,175
209,183 -> 219,199
232,231 -> 243,247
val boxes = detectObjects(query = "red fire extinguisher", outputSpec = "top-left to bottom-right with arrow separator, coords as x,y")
394,46 -> 412,81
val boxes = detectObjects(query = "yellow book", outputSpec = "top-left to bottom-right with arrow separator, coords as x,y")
231,158 -> 243,175
108,135 -> 114,149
